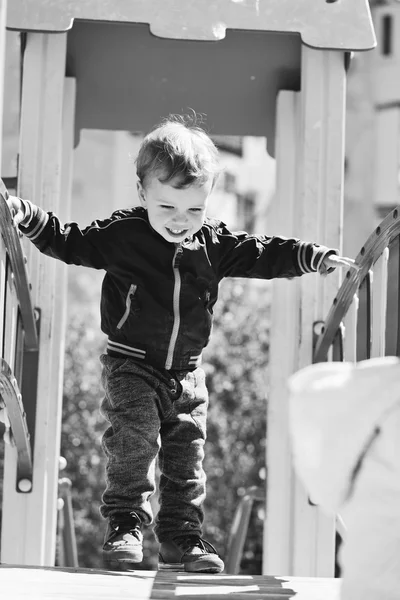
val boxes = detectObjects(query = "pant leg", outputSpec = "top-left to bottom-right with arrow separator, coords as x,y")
99,354 -> 162,524
154,367 -> 208,542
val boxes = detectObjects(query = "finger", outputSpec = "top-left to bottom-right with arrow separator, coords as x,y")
13,211 -> 25,227
348,261 -> 361,271
331,256 -> 357,268
338,259 -> 361,271
332,255 -> 352,263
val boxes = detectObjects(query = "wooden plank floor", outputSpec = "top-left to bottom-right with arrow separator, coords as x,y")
1,565 -> 341,599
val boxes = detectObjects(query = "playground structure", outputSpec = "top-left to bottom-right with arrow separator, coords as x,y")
1,0 -> 393,595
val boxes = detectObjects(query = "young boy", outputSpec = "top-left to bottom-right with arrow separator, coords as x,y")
6,115 -> 354,573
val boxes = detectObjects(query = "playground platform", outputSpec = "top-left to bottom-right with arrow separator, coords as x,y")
1,565 -> 340,599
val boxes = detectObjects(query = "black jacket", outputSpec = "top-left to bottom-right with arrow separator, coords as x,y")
19,201 -> 336,371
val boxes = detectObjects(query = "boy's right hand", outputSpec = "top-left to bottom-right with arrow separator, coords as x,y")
6,195 -> 25,227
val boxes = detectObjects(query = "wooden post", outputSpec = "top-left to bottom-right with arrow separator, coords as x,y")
0,0 -> 7,364
264,90 -> 301,576
1,32 -> 67,566
0,0 -> 7,168
293,45 -> 346,577
265,46 -> 347,577
44,76 -> 76,558
371,248 -> 389,357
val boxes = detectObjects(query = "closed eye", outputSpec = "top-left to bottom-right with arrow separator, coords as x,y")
189,208 -> 204,213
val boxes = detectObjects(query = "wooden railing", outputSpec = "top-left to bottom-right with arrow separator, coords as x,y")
313,206 -> 400,363
225,486 -> 264,574
0,179 -> 39,492
57,476 -> 79,567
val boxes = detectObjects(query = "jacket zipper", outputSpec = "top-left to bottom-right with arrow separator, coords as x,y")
116,284 -> 137,329
165,244 -> 183,370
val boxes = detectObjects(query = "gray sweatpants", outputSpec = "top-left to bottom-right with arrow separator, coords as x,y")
99,354 -> 208,542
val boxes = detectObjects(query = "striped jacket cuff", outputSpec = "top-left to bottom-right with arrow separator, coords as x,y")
19,199 -> 49,241
297,242 -> 338,274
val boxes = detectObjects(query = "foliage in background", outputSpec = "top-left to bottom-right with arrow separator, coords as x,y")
60,274 -> 270,572
203,279 -> 269,573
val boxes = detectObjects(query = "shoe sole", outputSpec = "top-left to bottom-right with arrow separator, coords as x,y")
104,559 -> 141,572
158,562 -> 223,573
103,550 -> 143,571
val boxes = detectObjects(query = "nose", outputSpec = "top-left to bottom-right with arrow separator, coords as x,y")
171,211 -> 189,226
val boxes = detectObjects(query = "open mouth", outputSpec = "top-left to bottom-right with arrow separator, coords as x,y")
166,227 -> 188,237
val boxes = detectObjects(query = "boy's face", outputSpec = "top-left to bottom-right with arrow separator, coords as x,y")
137,174 -> 212,243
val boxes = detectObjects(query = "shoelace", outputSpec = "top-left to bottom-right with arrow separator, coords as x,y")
109,512 -> 141,539
173,535 -> 219,555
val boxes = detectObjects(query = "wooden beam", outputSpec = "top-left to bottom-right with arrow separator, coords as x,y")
1,31 -> 67,566
264,90 -> 300,576
371,247 -> 389,357
266,46 -> 347,577
292,45 -> 346,578
0,0 -> 8,361
0,0 -> 7,168
44,76 -> 76,557
343,295 -> 359,362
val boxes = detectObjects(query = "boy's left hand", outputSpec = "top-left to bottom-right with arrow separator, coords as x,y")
320,253 -> 359,275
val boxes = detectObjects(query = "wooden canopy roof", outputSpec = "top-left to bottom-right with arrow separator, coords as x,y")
7,0 -> 376,152
7,0 -> 376,48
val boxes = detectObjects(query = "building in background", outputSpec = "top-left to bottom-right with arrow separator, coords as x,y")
344,0 -> 400,258
70,129 -> 275,234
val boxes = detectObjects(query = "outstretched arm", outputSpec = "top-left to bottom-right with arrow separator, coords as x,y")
212,220 -> 356,280
6,195 -> 110,269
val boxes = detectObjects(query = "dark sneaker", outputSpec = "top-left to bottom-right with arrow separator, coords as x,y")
103,512 -> 143,569
158,535 -> 224,573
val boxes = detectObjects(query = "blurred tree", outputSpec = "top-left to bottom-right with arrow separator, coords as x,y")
60,310 -> 109,568
60,274 -> 269,572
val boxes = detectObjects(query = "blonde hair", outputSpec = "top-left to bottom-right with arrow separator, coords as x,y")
136,114 -> 220,189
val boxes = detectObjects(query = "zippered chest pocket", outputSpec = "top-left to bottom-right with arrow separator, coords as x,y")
116,284 -> 139,330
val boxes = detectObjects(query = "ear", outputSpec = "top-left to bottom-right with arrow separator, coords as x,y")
137,181 -> 146,208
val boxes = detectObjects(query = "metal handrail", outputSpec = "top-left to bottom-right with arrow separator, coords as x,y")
313,206 -> 400,363
0,180 -> 38,350
0,357 -> 32,490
